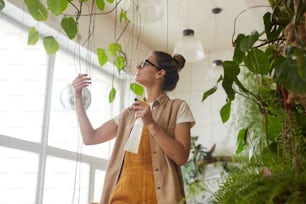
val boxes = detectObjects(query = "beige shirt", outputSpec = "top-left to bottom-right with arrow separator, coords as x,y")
100,93 -> 195,204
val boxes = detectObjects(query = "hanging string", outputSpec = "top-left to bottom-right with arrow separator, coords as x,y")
166,0 -> 169,52
206,0 -> 218,52
71,1 -> 98,203
187,0 -> 190,27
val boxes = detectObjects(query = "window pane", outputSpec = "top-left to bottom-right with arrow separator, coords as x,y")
43,156 -> 90,204
93,169 -> 106,202
0,17 -> 47,142
0,146 -> 39,204
48,49 -> 119,159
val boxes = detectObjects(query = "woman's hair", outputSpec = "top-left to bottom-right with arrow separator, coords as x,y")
153,51 -> 186,91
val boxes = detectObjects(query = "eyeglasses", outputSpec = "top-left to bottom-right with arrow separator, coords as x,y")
139,59 -> 160,70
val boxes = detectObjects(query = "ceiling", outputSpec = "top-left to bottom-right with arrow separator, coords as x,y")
5,0 -> 271,64
122,0 -> 271,56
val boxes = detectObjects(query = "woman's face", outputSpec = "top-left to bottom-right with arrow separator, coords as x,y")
135,54 -> 161,87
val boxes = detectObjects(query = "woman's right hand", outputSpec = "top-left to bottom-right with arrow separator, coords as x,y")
72,73 -> 91,98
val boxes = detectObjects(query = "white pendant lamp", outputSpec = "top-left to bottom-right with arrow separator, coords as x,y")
121,0 -> 164,24
173,29 -> 205,63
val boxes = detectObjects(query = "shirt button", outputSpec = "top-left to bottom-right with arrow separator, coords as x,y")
155,168 -> 159,171
157,187 -> 161,190
153,151 -> 157,154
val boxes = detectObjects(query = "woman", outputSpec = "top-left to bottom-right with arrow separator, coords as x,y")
72,51 -> 195,204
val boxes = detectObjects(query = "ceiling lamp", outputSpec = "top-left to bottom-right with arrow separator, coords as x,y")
212,7 -> 222,14
60,83 -> 91,110
173,29 -> 205,63
212,59 -> 223,67
121,0 -> 164,24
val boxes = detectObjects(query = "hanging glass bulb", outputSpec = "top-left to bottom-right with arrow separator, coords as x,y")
60,83 -> 91,110
121,0 -> 164,24
173,29 -> 205,63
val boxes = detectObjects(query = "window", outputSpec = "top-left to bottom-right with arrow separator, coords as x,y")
0,147 -> 39,204
43,156 -> 90,204
0,15 -> 47,143
0,6 -> 122,204
48,49 -> 119,158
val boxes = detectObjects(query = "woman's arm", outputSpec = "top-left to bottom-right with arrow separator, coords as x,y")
73,74 -> 118,145
130,100 -> 194,166
148,122 -> 192,166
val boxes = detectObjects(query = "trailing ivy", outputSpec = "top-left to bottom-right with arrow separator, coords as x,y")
2,0 -> 143,102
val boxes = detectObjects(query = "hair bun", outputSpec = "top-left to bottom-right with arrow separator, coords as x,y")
173,54 -> 186,71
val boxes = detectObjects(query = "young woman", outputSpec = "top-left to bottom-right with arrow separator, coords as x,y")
72,51 -> 195,204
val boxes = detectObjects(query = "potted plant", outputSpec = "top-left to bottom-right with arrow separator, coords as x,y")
202,0 -> 306,202
181,136 -> 233,204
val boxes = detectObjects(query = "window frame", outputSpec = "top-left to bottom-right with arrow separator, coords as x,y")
0,3 -> 128,203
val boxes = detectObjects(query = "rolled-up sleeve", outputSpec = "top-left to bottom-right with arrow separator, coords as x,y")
176,101 -> 195,127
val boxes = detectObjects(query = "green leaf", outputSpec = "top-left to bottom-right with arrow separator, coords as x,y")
274,56 -> 306,93
61,17 -> 78,39
202,86 -> 217,102
27,27 -> 40,45
266,115 -> 282,141
43,36 -> 59,55
265,46 -> 276,61
0,0 -> 5,11
108,43 -> 122,57
120,10 -> 129,23
130,82 -> 144,96
263,12 -> 272,35
47,0 -> 68,16
295,0 -> 306,22
106,0 -> 114,3
114,56 -> 125,72
108,87 -> 116,103
233,34 -> 246,64
97,48 -> 108,66
222,61 -> 240,100
244,48 -> 270,75
233,78 -> 250,95
263,12 -> 283,41
239,31 -> 259,52
24,0 -> 48,21
293,47 -> 305,78
216,74 -> 223,83
220,100 -> 231,123
272,5 -> 291,26
96,0 -> 105,11
235,128 -> 248,154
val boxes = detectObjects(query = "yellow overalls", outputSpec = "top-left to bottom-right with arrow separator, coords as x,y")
109,127 -> 157,204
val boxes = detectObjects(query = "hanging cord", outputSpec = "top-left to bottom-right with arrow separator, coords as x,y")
71,1 -> 98,204
231,5 -> 270,46
166,0 -> 169,52
71,130 -> 83,204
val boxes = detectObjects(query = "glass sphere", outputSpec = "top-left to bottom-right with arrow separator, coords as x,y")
60,83 -> 91,110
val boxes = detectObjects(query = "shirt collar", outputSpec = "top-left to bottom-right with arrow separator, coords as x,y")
152,92 -> 169,109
